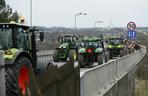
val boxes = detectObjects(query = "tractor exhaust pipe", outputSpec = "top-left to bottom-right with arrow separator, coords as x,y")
31,27 -> 37,68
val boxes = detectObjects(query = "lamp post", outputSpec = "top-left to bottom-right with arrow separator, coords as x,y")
74,12 -> 87,30
30,0 -> 32,26
94,20 -> 103,28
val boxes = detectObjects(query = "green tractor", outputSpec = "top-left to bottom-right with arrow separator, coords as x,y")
106,37 -> 125,59
0,23 -> 51,96
53,34 -> 78,62
78,37 -> 108,67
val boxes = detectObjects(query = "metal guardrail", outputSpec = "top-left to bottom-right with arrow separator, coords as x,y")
80,47 -> 146,96
0,51 -> 5,96
37,50 -> 54,60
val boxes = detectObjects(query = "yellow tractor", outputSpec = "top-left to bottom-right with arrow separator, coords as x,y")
0,23 -> 50,96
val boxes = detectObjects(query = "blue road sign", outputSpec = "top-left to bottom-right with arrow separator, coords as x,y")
127,30 -> 136,39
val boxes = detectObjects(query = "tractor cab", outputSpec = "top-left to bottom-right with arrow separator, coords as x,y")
59,34 -> 77,46
108,37 -> 124,46
81,37 -> 103,49
0,23 -> 30,51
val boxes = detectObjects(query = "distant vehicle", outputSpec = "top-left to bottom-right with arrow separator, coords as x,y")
78,37 -> 109,67
53,34 -> 78,62
106,37 -> 126,59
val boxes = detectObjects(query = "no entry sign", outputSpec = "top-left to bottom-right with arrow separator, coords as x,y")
127,22 -> 136,31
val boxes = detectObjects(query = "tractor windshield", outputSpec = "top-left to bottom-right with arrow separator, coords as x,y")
63,36 -> 72,43
83,40 -> 102,48
109,39 -> 122,45
0,28 -> 13,50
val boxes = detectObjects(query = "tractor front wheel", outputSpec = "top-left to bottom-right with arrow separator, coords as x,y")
5,57 -> 31,96
119,49 -> 124,57
69,49 -> 77,62
53,50 -> 59,62
78,54 -> 85,67
98,53 -> 104,65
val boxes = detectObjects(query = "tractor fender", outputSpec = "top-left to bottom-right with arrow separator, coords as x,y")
5,50 -> 33,65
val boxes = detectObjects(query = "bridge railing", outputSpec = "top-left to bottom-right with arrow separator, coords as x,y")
80,46 -> 146,96
37,50 -> 54,60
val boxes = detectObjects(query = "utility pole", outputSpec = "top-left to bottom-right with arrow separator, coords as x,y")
30,0 -> 32,26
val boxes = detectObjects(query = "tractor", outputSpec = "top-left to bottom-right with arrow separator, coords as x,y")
53,34 -> 78,62
78,37 -> 109,67
106,37 -> 126,59
0,23 -> 50,96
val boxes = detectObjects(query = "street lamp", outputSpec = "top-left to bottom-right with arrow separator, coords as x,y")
74,12 -> 87,29
94,20 -> 103,28
30,0 -> 32,26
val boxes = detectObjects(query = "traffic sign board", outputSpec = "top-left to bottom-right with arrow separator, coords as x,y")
127,22 -> 136,31
127,30 -> 136,39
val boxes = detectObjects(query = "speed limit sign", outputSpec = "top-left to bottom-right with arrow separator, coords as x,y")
127,22 -> 136,31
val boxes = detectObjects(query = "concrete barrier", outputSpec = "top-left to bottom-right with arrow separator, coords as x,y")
80,61 -> 116,96
80,47 -> 146,96
29,61 -> 80,96
0,51 -> 5,96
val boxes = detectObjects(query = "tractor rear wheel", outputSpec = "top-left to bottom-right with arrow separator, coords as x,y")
5,57 -> 31,96
104,52 -> 109,63
120,49 -> 124,57
98,53 -> 103,65
69,49 -> 77,62
53,50 -> 59,62
78,54 -> 85,67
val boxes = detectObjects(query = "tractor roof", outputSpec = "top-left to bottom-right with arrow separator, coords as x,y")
82,37 -> 101,42
62,34 -> 78,38
108,37 -> 122,40
0,23 -> 29,30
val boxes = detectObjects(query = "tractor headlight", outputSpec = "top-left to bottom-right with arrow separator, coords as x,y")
5,50 -> 13,55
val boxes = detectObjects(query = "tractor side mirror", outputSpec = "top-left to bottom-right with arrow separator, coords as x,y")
39,32 -> 44,42
58,37 -> 63,43
80,43 -> 84,47
58,37 -> 61,42
76,37 -> 78,40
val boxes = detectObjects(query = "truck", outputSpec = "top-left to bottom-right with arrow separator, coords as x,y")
78,37 -> 109,67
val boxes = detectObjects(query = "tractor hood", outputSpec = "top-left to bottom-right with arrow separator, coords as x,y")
106,44 -> 124,49
78,47 -> 103,53
4,48 -> 19,59
59,43 -> 69,49
95,48 -> 103,53
78,48 -> 86,53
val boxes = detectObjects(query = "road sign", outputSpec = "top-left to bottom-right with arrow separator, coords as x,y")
127,22 -> 136,31
127,30 -> 136,39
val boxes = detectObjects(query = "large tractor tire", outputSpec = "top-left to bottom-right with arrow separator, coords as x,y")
53,50 -> 59,62
98,53 -> 104,65
69,49 -> 77,62
5,57 -> 31,96
78,54 -> 85,67
119,49 -> 124,57
104,51 -> 109,63
107,49 -> 112,59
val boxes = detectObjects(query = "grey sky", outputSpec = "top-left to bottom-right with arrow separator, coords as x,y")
6,0 -> 148,27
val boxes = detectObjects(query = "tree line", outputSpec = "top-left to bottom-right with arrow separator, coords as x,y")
0,0 -> 19,23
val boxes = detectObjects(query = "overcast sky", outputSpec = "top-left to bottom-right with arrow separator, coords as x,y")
6,0 -> 148,28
